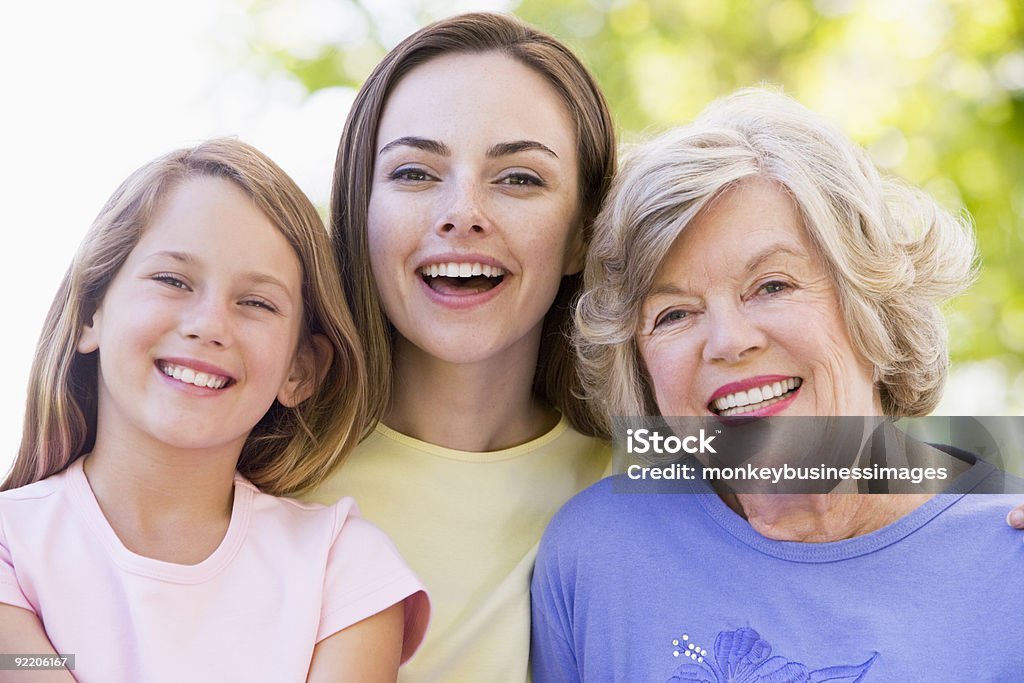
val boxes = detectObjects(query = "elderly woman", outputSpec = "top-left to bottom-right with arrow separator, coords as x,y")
531,89 -> 1023,681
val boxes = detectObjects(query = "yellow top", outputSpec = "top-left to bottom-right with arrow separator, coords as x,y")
300,416 -> 610,682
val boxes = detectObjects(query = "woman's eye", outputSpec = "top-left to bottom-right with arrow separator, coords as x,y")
499,172 -> 544,187
654,309 -> 689,329
758,280 -> 789,295
153,274 -> 189,290
389,167 -> 433,182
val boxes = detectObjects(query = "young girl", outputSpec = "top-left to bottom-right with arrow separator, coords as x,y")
300,13 -> 615,682
0,139 -> 428,682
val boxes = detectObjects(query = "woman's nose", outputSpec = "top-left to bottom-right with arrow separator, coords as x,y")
702,303 -> 767,364
436,178 -> 489,236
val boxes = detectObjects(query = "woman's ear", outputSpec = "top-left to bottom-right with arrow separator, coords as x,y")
278,334 -> 334,408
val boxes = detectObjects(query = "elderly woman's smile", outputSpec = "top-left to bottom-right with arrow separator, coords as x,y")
636,176 -> 880,419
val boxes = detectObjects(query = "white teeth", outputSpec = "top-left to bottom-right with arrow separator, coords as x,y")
160,362 -> 229,390
712,378 -> 803,415
420,262 -> 506,278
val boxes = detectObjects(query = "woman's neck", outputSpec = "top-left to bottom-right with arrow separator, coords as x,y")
721,491 -> 934,542
385,334 -> 560,452
83,432 -> 239,564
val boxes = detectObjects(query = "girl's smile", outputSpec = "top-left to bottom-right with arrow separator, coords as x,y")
78,175 -> 310,456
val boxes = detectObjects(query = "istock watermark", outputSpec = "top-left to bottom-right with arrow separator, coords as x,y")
626,428 -> 718,455
611,416 -> 1024,495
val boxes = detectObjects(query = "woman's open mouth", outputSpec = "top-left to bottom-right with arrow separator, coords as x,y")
710,377 -> 802,416
419,262 -> 506,295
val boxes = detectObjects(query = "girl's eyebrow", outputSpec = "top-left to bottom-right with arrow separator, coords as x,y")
377,136 -> 558,159
145,251 -> 294,295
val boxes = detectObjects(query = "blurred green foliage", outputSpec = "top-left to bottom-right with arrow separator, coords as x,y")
241,0 -> 1024,411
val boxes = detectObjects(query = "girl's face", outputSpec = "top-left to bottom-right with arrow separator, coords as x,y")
78,176 -> 311,455
367,51 -> 582,367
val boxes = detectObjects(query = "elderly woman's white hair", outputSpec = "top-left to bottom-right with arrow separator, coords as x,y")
575,88 -> 977,434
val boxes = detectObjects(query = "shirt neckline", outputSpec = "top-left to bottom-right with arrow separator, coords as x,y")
66,457 -> 252,582
690,456 -> 995,563
373,414 -> 571,462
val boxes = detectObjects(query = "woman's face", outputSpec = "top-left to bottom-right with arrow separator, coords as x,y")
636,177 -> 881,418
367,51 -> 582,366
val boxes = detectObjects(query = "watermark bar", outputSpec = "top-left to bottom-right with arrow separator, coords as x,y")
0,654 -> 75,670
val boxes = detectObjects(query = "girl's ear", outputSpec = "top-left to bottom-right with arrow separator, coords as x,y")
77,307 -> 102,354
278,334 -> 333,408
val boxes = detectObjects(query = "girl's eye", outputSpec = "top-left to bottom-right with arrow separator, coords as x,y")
389,167 -> 433,182
654,309 -> 689,329
241,298 -> 279,314
153,274 -> 189,290
499,172 -> 544,187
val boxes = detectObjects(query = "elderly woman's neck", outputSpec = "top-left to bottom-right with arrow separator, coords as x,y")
721,491 -> 935,543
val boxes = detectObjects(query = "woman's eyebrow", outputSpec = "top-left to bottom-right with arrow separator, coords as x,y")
378,136 -> 450,157
744,245 -> 803,274
486,140 -> 559,159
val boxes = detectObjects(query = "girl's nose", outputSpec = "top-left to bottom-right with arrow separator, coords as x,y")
179,296 -> 233,347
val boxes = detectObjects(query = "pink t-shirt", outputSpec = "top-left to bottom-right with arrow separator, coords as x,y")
0,458 -> 429,682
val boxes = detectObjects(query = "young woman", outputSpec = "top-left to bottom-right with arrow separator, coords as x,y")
300,13 -> 615,682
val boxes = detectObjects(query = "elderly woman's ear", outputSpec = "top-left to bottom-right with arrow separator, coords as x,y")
1007,505 -> 1024,529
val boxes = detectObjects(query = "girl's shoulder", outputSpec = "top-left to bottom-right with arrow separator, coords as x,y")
239,476 -> 363,538
0,463 -> 76,506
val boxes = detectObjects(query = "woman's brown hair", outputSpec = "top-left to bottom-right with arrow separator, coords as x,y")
331,12 -> 616,436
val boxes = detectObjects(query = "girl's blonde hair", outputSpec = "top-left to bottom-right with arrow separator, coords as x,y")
3,138 -> 367,495
331,12 -> 616,436
576,88 -> 977,432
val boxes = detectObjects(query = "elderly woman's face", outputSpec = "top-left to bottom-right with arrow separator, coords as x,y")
636,177 -> 880,418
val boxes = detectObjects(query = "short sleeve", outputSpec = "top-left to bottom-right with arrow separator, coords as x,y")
318,502 -> 430,663
0,511 -> 34,612
530,519 -> 582,683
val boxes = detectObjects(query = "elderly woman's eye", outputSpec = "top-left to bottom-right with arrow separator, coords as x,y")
654,309 -> 689,328
759,280 -> 789,295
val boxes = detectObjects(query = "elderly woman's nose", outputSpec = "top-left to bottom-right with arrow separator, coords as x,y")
701,305 -> 767,364
436,178 -> 490,236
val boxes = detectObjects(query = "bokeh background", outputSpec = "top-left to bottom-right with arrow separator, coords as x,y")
3,0 -> 1022,478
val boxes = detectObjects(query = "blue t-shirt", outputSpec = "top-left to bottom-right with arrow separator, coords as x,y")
531,458 -> 1023,682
